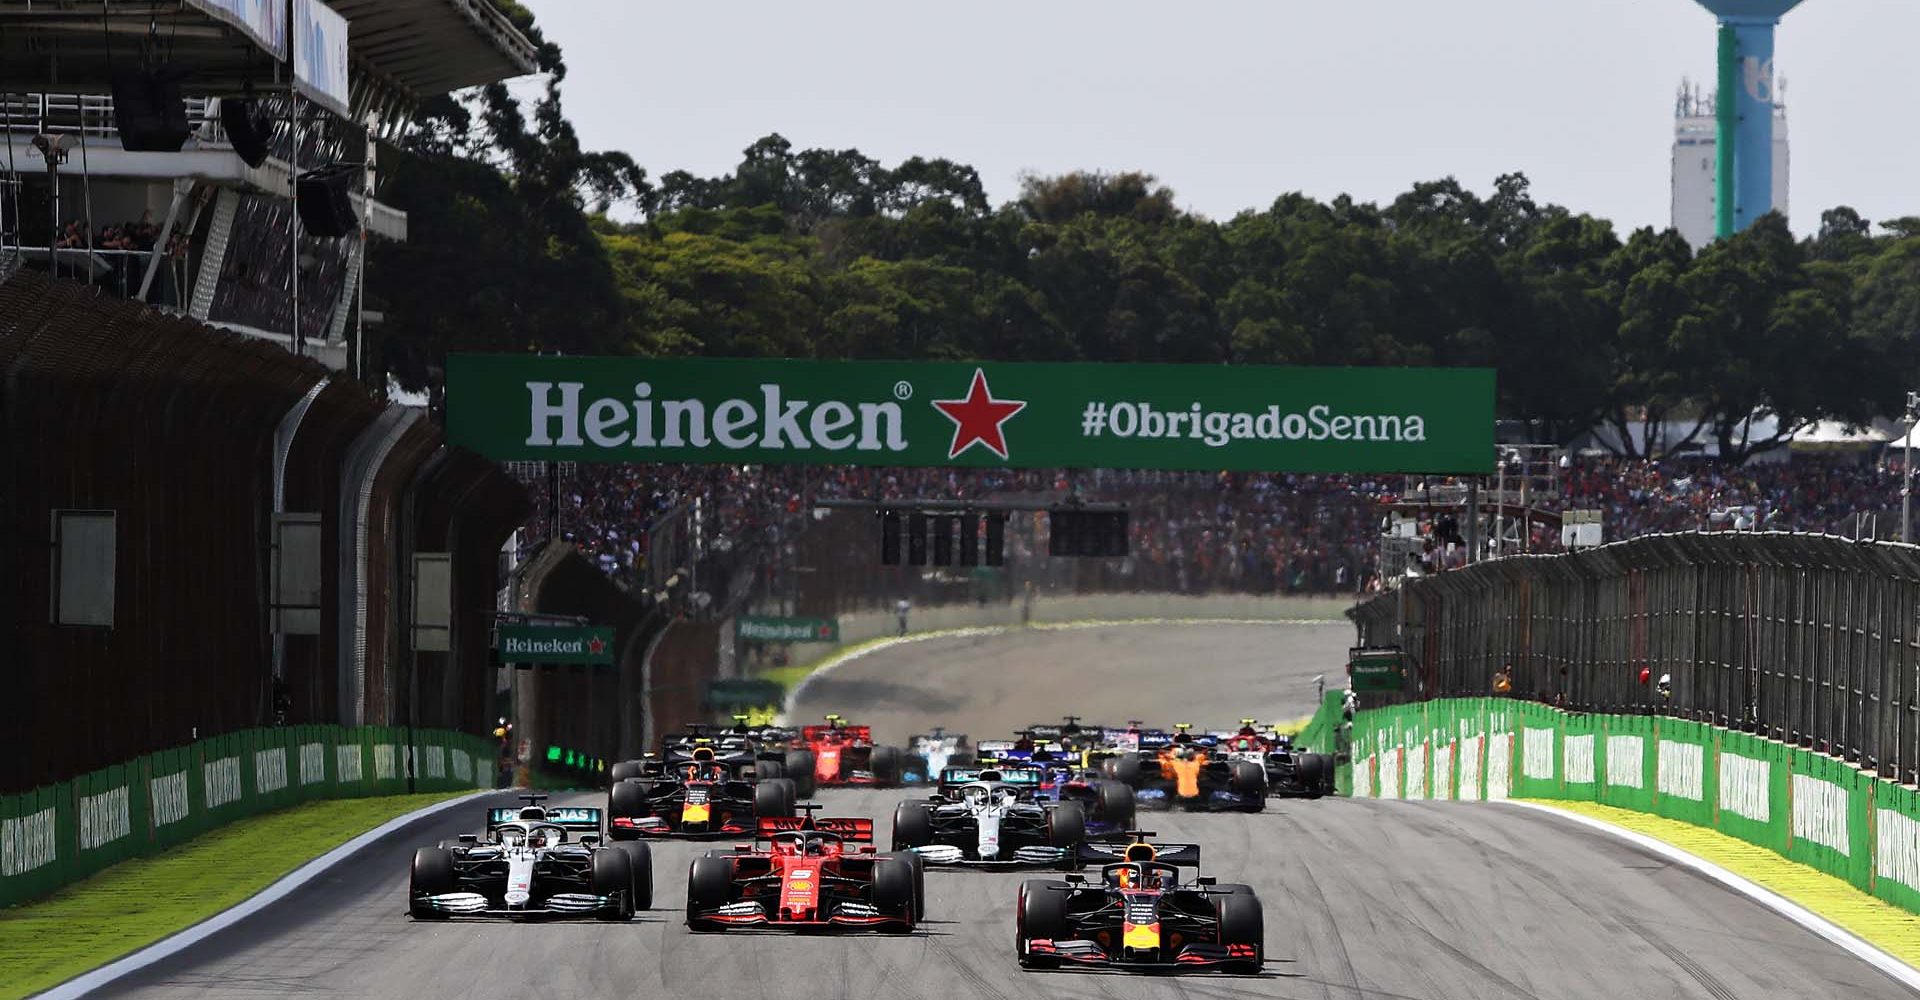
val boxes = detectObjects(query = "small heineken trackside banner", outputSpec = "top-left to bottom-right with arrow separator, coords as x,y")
736,615 -> 840,643
446,354 -> 1494,474
497,625 -> 615,665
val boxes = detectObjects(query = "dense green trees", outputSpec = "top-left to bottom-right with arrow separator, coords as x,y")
581,142 -> 1918,452
370,12 -> 1920,450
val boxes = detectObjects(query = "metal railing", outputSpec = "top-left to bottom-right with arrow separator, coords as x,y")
0,93 -> 217,138
12,245 -> 191,305
1349,531 -> 1920,780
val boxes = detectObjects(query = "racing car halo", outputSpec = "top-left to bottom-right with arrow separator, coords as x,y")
891,766 -> 1086,869
408,795 -> 651,920
1015,832 -> 1263,973
685,804 -> 925,932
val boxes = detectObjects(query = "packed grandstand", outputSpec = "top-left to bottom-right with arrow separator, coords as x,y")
515,452 -> 1910,599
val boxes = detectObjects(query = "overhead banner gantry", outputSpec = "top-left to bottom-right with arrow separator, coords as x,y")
446,354 -> 1495,475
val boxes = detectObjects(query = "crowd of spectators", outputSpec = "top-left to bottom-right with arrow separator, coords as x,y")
54,215 -> 187,256
512,453 -> 1912,600
48,215 -> 191,302
1553,455 -> 1905,540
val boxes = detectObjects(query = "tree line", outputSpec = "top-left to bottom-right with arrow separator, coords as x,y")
370,9 -> 1920,460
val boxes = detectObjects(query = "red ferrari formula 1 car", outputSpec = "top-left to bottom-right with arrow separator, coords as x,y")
685,807 -> 924,932
792,714 -> 906,787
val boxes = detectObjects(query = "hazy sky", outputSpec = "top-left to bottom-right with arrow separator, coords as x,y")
524,0 -> 1914,235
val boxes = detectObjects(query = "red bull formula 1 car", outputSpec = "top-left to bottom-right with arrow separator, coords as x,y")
607,743 -> 797,838
791,714 -> 906,787
1016,833 -> 1263,973
685,806 -> 925,932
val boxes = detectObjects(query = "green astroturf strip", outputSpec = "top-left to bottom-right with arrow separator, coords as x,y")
0,792 -> 469,1000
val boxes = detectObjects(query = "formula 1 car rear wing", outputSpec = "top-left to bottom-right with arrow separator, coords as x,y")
1078,834 -> 1201,867
487,805 -> 603,831
756,815 -> 875,842
938,765 -> 1044,787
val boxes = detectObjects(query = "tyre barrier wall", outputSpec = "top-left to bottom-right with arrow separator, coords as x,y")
0,725 -> 496,908
1311,696 -> 1920,916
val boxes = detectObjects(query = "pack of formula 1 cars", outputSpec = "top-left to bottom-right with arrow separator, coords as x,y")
406,711 -> 1330,977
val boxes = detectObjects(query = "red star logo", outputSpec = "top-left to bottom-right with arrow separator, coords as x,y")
586,635 -> 606,656
931,368 -> 1026,460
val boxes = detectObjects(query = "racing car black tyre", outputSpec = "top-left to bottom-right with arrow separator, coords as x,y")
611,840 -> 653,910
1046,800 -> 1086,861
607,779 -> 650,839
784,750 -> 817,797
591,848 -> 636,921
686,855 -> 735,932
1301,753 -> 1332,797
1213,882 -> 1264,972
891,802 -> 934,849
887,850 -> 927,921
871,858 -> 916,931
1229,759 -> 1268,808
1016,880 -> 1069,968
409,847 -> 456,920
871,745 -> 905,786
755,758 -> 786,782
753,777 -> 797,818
1096,780 -> 1135,827
1113,753 -> 1144,787
609,760 -> 647,784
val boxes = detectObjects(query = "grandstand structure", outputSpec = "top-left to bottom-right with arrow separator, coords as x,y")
0,0 -> 536,370
0,2 -> 564,794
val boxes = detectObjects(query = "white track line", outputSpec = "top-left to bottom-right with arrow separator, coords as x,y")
36,790 -> 495,1000
781,627 -> 1009,721
1498,800 -> 1920,992
777,617 -> 1341,722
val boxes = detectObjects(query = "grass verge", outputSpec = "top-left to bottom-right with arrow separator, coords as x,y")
0,791 -> 470,1000
1520,799 -> 1920,969
760,636 -> 899,696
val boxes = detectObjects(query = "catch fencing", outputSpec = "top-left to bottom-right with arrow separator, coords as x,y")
0,725 -> 495,908
1327,697 -> 1920,916
1348,532 -> 1920,785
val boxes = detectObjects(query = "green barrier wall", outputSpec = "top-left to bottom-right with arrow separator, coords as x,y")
1,726 -> 497,908
1296,695 -> 1920,917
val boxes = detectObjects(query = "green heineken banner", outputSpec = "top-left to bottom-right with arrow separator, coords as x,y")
498,624 -> 615,665
736,615 -> 840,643
447,354 -> 1494,474
1348,646 -> 1406,693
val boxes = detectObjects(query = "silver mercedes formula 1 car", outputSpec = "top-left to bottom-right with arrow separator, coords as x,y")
890,767 -> 1086,869
408,795 -> 652,920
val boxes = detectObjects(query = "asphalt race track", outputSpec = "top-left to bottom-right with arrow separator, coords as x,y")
88,624 -> 1920,1000
789,621 -> 1353,745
